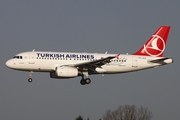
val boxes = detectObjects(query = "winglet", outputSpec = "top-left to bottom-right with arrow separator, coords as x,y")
115,54 -> 120,59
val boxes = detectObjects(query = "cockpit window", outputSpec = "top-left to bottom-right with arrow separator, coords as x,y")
13,56 -> 23,59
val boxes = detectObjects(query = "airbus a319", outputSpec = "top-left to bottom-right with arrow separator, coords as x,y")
6,26 -> 173,85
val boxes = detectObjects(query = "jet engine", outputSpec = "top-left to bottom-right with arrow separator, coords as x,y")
50,66 -> 78,78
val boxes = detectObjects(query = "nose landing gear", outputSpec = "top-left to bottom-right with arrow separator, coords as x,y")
28,71 -> 33,82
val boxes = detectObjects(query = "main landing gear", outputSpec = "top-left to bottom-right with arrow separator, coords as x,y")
28,71 -> 33,83
80,72 -> 91,85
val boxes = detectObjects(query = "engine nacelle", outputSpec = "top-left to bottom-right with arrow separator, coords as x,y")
95,68 -> 106,73
51,66 -> 78,78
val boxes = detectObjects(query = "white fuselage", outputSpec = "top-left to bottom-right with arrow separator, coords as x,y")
5,26 -> 173,84
6,51 -> 173,74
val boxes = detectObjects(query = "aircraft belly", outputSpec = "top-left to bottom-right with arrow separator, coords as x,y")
102,65 -> 130,73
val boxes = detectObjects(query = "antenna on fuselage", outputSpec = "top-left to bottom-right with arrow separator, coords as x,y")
105,51 -> 108,54
32,49 -> 35,52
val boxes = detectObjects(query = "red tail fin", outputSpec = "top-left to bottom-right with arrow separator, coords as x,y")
133,26 -> 170,57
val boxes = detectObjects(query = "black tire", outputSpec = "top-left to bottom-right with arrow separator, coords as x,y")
80,79 -> 86,85
28,78 -> 33,82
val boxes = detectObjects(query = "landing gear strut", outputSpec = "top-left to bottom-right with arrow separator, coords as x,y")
80,72 -> 91,85
28,71 -> 33,82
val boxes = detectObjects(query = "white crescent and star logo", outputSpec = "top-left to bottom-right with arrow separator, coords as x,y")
143,35 -> 165,57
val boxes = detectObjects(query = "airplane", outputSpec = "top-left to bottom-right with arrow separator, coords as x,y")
6,26 -> 173,85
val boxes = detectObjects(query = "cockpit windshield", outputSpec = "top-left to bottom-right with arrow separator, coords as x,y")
13,56 -> 23,59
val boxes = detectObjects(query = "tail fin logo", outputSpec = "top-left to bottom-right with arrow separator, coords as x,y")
144,35 -> 165,57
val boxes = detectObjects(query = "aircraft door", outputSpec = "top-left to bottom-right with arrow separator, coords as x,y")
132,57 -> 138,67
29,52 -> 35,64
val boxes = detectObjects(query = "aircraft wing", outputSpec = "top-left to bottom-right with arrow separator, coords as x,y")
73,54 -> 120,71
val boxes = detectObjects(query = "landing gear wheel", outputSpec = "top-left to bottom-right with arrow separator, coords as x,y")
28,78 -> 33,82
80,79 -> 86,85
85,78 -> 91,84
28,71 -> 33,83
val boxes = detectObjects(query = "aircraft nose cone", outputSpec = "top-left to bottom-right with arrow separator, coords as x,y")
6,60 -> 12,68
6,60 -> 10,67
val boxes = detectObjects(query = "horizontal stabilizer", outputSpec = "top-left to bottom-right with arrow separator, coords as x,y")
148,57 -> 173,65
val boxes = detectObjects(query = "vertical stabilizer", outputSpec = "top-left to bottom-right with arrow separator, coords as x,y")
133,26 -> 170,57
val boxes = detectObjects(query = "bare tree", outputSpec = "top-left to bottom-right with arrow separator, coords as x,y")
102,105 -> 152,120
75,115 -> 83,120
